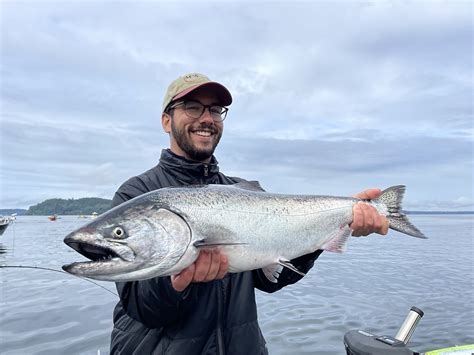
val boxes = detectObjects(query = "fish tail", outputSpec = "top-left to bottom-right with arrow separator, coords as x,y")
378,185 -> 426,238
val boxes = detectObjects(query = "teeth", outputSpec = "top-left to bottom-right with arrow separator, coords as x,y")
195,131 -> 211,137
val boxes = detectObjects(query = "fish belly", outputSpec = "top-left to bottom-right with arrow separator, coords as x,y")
194,203 -> 354,273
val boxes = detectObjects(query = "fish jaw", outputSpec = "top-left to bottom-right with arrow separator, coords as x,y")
62,230 -> 143,281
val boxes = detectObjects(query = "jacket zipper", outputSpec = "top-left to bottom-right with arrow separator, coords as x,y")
216,282 -> 225,355
203,164 -> 209,177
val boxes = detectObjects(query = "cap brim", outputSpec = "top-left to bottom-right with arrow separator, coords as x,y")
172,82 -> 232,106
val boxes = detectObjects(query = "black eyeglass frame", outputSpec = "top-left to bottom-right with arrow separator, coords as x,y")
166,100 -> 229,122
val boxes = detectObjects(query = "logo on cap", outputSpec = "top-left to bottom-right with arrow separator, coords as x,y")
183,73 -> 203,82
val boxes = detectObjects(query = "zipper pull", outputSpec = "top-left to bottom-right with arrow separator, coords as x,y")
203,164 -> 209,177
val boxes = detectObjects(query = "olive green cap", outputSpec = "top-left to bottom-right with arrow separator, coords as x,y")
162,73 -> 232,112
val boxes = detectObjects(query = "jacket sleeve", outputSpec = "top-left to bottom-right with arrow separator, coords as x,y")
112,182 -> 201,328
252,249 -> 324,293
115,276 -> 200,328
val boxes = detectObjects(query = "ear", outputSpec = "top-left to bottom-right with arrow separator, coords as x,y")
162,113 -> 171,133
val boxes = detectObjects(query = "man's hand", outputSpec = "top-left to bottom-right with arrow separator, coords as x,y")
171,249 -> 228,292
351,189 -> 389,237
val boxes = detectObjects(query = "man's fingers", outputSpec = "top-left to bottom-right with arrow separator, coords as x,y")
352,202 -> 390,237
353,188 -> 382,200
171,264 -> 195,292
361,203 -> 374,235
351,204 -> 365,236
203,249 -> 222,282
379,217 -> 389,235
193,250 -> 212,282
215,254 -> 229,280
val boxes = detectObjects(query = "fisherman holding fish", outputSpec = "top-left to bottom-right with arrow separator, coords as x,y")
87,73 -> 390,354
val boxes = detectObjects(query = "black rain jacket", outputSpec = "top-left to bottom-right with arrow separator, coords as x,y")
109,149 -> 323,355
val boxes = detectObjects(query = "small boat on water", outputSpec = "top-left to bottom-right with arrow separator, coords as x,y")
0,214 -> 16,236
48,214 -> 58,221
91,212 -> 98,219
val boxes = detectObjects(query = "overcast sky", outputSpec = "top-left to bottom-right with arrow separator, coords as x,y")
1,1 -> 472,211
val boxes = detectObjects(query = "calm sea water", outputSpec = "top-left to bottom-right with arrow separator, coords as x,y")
0,215 -> 473,354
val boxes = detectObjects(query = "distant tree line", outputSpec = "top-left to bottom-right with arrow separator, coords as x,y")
26,198 -> 112,215
0,209 -> 27,216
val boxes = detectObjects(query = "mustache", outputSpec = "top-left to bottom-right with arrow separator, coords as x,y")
190,123 -> 217,133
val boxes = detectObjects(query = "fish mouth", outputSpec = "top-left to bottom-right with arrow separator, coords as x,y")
62,232 -> 136,277
66,241 -> 121,262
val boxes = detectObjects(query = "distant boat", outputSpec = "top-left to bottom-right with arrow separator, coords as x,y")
91,212 -> 98,218
0,214 -> 16,236
48,215 -> 58,221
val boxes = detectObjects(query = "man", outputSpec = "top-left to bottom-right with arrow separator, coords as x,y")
109,73 -> 388,354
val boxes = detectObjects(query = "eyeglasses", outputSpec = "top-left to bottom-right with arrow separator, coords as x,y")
167,100 -> 228,122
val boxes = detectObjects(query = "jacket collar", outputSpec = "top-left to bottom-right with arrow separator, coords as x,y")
159,149 -> 220,180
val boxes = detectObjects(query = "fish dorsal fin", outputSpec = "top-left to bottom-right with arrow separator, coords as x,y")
233,181 -> 265,192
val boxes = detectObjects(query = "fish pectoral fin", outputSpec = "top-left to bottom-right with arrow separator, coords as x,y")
193,239 -> 248,248
278,258 -> 306,277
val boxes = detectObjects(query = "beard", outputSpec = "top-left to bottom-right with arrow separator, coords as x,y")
171,119 -> 222,161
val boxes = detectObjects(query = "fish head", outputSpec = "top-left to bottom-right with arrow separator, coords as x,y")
62,198 -> 193,282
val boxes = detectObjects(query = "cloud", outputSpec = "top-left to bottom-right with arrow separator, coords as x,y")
0,1 -> 472,210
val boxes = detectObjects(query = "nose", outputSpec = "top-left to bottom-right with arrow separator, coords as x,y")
198,107 -> 215,124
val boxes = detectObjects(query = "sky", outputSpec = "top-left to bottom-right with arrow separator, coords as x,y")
0,0 -> 472,211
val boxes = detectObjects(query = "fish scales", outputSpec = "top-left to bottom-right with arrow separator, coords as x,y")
62,183 -> 425,282
151,185 -> 354,268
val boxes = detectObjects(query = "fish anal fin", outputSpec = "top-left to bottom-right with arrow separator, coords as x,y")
321,224 -> 352,253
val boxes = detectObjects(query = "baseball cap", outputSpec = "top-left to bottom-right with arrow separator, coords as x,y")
162,73 -> 232,112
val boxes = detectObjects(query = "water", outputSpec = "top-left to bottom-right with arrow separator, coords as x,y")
0,215 -> 473,354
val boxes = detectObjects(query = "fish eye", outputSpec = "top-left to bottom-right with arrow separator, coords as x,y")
112,227 -> 125,238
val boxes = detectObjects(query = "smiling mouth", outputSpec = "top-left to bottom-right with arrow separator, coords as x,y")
193,130 -> 213,137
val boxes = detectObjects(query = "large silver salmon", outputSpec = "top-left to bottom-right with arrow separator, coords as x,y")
62,182 -> 425,282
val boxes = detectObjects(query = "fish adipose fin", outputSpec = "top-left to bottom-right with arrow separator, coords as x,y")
379,185 -> 426,239
262,259 -> 306,283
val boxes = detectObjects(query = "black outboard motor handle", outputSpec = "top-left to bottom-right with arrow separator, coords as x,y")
344,306 -> 424,355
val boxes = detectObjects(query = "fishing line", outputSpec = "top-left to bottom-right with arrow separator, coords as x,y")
0,265 -> 118,297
